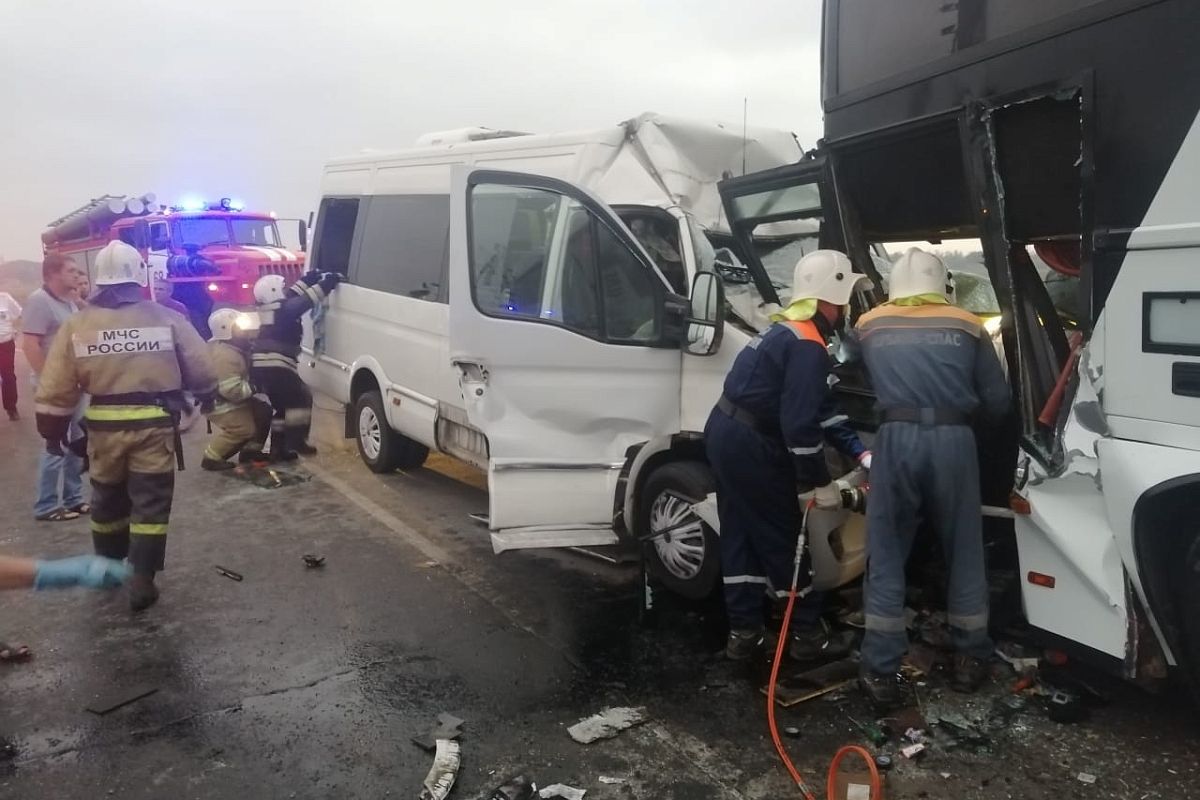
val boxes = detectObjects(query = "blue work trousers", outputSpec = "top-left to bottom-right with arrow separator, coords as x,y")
860,422 -> 993,674
705,410 -> 824,632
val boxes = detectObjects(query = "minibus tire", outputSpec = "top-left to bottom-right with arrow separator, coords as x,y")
1178,534 -> 1200,701
637,461 -> 718,600
354,391 -> 429,472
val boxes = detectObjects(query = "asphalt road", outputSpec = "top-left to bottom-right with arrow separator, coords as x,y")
2,370 -> 1199,799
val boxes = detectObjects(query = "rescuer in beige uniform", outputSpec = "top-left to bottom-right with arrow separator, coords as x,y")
35,241 -> 217,611
201,308 -> 271,470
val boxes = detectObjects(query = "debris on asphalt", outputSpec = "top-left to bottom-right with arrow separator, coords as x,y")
766,656 -> 858,707
567,706 -> 647,744
230,463 -> 311,489
539,784 -> 586,800
847,716 -> 889,748
84,685 -> 158,715
412,713 -> 465,752
214,565 -> 243,582
484,774 -> 536,800
418,738 -> 461,800
901,742 -> 927,759
995,642 -> 1040,674
783,725 -> 802,738
874,754 -> 894,771
301,554 -> 326,569
1046,690 -> 1088,724
597,777 -> 625,785
1077,772 -> 1097,785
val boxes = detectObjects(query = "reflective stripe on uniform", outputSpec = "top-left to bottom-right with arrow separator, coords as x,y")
820,414 -> 849,428
35,402 -> 75,417
865,613 -> 908,633
780,319 -> 826,345
85,405 -> 169,422
252,353 -> 298,369
789,443 -> 824,455
948,611 -> 989,631
130,522 -> 168,535
856,304 -> 983,338
723,575 -> 769,586
218,376 -> 251,395
91,517 -> 130,534
284,408 -> 311,425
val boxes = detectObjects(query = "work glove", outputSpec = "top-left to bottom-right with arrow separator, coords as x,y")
858,451 -> 873,471
300,270 -> 322,287
36,413 -> 70,456
813,482 -> 843,511
317,272 -> 343,293
33,555 -> 131,591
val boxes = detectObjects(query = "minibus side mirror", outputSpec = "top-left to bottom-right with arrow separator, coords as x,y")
685,271 -> 725,356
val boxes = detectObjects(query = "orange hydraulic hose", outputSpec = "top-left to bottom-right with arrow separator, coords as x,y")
826,745 -> 883,799
1037,331 -> 1085,427
766,502 -> 819,800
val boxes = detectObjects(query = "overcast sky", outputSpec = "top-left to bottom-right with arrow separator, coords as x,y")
0,0 -> 824,261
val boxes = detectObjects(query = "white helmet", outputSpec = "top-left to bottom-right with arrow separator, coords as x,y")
888,247 -> 954,302
790,249 -> 869,307
253,274 -> 286,305
94,241 -> 148,287
208,308 -> 241,341
208,309 -> 260,341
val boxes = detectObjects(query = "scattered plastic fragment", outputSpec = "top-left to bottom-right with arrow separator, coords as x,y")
214,565 -> 243,582
302,554 -> 325,569
1077,772 -> 1097,785
783,726 -> 802,739
418,739 -> 461,800
485,774 -> 536,800
539,784 -> 586,800
567,707 -> 647,744
412,713 -> 465,752
597,777 -> 625,785
900,743 -> 926,759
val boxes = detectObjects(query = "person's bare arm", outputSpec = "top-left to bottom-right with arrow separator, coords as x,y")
0,556 -> 37,590
22,333 -> 45,374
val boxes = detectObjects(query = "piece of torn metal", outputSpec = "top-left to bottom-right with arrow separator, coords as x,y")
567,707 -> 648,744
419,739 -> 461,800
763,657 -> 858,707
539,784 -> 586,800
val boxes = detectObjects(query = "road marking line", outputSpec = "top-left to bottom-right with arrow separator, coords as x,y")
306,461 -> 585,670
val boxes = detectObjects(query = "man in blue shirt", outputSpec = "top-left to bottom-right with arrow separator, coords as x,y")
705,250 -> 872,661
22,253 -> 87,522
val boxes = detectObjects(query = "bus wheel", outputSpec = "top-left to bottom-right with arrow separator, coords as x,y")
354,390 -> 428,473
637,461 -> 718,600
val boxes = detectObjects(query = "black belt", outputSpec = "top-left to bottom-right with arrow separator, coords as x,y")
716,395 -> 779,438
881,407 -> 971,426
90,391 -> 187,470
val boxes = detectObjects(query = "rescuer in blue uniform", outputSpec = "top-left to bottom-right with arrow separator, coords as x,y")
705,250 -> 873,661
852,248 -> 1011,707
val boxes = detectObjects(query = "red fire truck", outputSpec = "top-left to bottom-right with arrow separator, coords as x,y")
42,194 -> 306,326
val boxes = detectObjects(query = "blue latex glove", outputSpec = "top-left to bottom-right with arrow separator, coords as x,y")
33,555 -> 131,590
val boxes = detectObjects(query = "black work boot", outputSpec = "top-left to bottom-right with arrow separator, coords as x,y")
725,628 -> 765,661
859,671 -> 903,711
788,618 -> 856,662
201,456 -> 236,472
238,448 -> 266,464
952,654 -> 989,694
129,573 -> 160,613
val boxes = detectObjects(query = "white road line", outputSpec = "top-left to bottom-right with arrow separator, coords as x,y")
305,461 -> 585,670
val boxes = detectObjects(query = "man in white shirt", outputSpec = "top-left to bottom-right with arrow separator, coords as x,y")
0,290 -> 20,421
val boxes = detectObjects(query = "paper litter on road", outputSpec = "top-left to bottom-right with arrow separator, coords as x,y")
418,739 -> 461,800
567,707 -> 648,744
539,784 -> 586,800
597,776 -> 625,785
1077,772 -> 1097,785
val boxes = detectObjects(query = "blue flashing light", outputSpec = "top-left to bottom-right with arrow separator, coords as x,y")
178,196 -> 205,212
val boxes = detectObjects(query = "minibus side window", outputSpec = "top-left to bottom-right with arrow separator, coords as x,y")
311,197 -> 360,277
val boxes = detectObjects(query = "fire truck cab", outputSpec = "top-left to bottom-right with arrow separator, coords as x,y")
42,194 -> 306,335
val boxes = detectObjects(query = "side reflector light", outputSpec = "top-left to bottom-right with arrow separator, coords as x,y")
1028,571 -> 1056,589
207,282 -> 219,292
